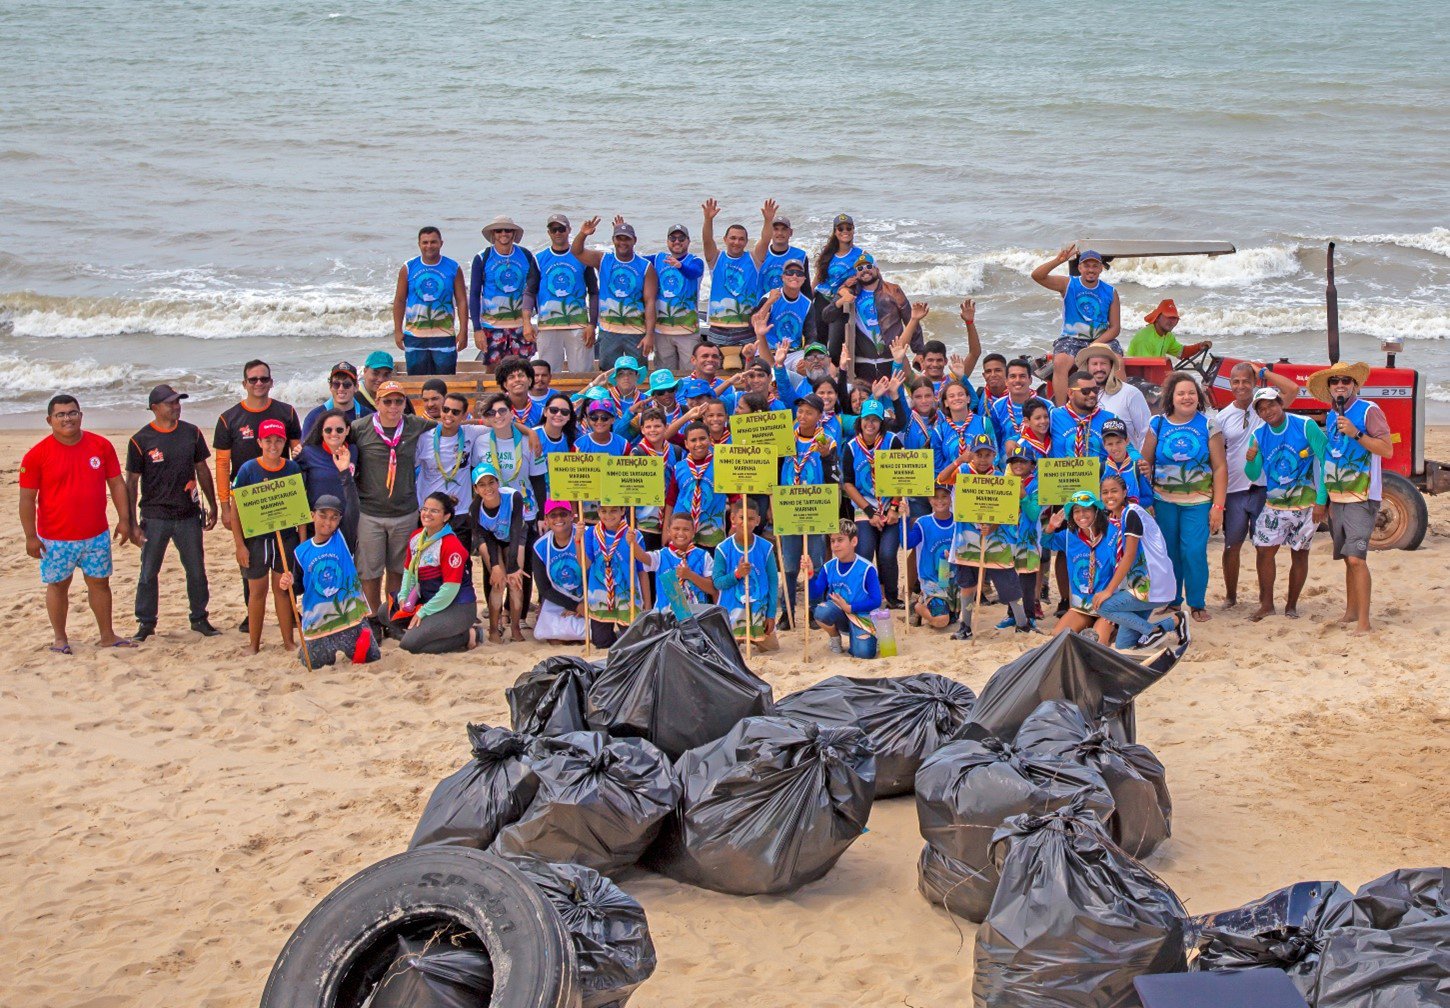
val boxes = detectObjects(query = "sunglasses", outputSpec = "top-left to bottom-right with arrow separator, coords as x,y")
1074,386 -> 1100,395
547,224 -> 567,233
783,269 -> 805,277
545,405 -> 571,416
379,397 -> 407,406
590,412 -> 615,421
322,425 -> 347,435
330,379 -> 355,389
245,375 -> 273,384
1327,376 -> 1356,386
440,405 -> 465,416
485,406 -> 511,417
854,263 -> 874,273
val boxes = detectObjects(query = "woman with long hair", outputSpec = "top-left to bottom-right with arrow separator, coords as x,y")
813,214 -> 868,362
1142,371 -> 1227,622
1094,474 -> 1185,650
1045,490 -> 1119,640
296,407 -> 360,549
383,491 -> 481,653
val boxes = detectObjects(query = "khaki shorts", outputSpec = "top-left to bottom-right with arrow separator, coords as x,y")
356,512 -> 417,578
1329,499 -> 1378,560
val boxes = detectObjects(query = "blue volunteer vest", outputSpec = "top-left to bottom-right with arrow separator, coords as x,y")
534,248 -> 590,329
1258,413 -> 1318,509
760,245 -> 808,292
404,256 -> 461,334
651,251 -> 702,336
815,248 -> 865,299
1060,275 -> 1116,340
599,252 -> 649,334
1067,524 -> 1121,610
764,291 -> 811,351
533,533 -> 583,602
707,252 -> 761,329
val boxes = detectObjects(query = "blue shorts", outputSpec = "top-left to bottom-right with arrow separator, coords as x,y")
402,333 -> 459,376
39,531 -> 112,584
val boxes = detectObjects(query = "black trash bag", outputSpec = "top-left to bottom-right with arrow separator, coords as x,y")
973,802 -> 1188,1008
1016,700 -> 1171,859
770,682 -> 860,731
508,655 -> 601,737
774,673 -> 976,798
649,715 -> 875,895
491,731 -> 679,874
363,938 -> 493,1008
1342,866 -> 1449,927
586,606 -> 773,759
960,631 -> 1177,746
1311,918 -> 1450,1008
917,841 -> 997,922
509,859 -> 657,1008
1188,879 -> 1356,984
409,724 -> 538,850
915,735 -> 1114,922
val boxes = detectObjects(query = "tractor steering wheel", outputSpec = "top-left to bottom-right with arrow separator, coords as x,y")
1174,344 -> 1221,384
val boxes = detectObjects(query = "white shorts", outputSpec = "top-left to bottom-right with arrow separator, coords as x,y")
1252,506 -> 1316,551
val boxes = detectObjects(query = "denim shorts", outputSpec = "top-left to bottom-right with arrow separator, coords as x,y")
39,531 -> 112,584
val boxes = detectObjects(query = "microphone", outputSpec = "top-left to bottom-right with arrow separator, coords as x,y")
1333,394 -> 1346,410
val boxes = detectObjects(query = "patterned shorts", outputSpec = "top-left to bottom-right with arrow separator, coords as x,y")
39,531 -> 112,584
1052,335 -> 1124,358
1252,506 -> 1316,551
477,326 -> 536,366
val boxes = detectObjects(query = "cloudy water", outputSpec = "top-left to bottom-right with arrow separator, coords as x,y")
2,0 -> 1447,425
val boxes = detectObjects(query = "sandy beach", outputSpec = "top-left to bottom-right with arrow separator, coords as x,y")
2,426 -> 1446,1008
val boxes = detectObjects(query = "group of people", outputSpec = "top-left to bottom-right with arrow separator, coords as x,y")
19,223 -> 1396,661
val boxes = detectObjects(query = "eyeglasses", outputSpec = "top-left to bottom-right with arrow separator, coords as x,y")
330,379 -> 355,389
545,406 -> 571,416
440,406 -> 465,416
51,410 -> 81,419
854,263 -> 873,273
546,224 -> 567,233
1327,376 -> 1356,386
322,425 -> 346,435
245,375 -> 273,385
486,406 -> 511,417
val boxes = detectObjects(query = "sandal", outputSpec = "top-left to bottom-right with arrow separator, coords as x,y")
49,643 -> 73,655
105,638 -> 139,648
1191,608 -> 1211,623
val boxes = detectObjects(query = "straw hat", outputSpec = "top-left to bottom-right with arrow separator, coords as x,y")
1306,361 -> 1371,404
1073,343 -> 1125,394
481,215 -> 524,240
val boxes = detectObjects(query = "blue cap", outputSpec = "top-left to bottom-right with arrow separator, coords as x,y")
970,433 -> 995,452
1077,248 -> 1104,264
860,399 -> 886,420
647,368 -> 680,394
856,252 -> 876,267
471,461 -> 499,485
364,350 -> 396,371
1068,489 -> 1105,510
678,378 -> 712,400
609,356 -> 647,380
581,385 -> 610,401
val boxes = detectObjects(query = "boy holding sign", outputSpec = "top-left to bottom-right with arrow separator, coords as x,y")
672,422 -> 729,548
229,419 -> 306,655
907,485 -> 958,629
713,499 -> 780,650
631,511 -> 717,613
949,434 -> 1031,640
584,504 -> 646,648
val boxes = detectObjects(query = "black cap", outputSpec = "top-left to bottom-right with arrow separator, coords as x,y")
148,384 -> 187,406
330,360 -> 358,380
1100,418 -> 1129,439
312,494 -> 344,514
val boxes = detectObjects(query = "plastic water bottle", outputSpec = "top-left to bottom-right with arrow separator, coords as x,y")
870,607 -> 898,658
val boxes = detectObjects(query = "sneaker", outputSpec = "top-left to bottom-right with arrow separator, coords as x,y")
1054,599 -> 1070,617
237,615 -> 250,633
950,623 -> 973,641
827,636 -> 844,654
1014,621 -> 1035,634
994,615 -> 1017,630
1135,625 -> 1169,650
133,624 -> 156,642
190,619 -> 221,637
885,598 -> 905,610
1174,611 -> 1191,648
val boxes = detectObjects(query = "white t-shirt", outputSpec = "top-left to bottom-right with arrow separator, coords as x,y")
1213,401 -> 1262,494
1098,383 -> 1151,451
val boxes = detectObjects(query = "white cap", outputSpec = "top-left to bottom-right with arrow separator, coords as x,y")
1251,386 -> 1284,406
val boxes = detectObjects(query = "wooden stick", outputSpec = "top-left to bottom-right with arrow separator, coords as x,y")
802,554 -> 810,663
276,530 -> 313,673
899,528 -> 909,649
627,511 -> 637,623
773,534 -> 795,635
971,532 -> 987,639
576,503 -> 592,657
743,517 -> 753,662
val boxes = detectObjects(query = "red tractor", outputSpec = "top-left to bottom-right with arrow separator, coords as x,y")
1074,240 -> 1445,551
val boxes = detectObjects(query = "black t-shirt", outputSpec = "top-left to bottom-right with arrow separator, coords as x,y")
127,421 -> 211,520
213,399 -> 302,478
1122,509 -> 1144,538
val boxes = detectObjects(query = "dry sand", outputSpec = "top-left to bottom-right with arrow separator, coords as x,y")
1,427 -> 1447,1008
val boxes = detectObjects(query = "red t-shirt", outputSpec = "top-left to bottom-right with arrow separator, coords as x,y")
19,432 -> 122,541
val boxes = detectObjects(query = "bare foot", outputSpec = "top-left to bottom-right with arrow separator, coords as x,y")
244,644 -> 260,656
1349,623 -> 1374,636
510,628 -> 526,643
1284,608 -> 1300,619
1335,612 -> 1356,624
1224,596 -> 1238,609
1249,605 -> 1275,622
487,627 -> 502,645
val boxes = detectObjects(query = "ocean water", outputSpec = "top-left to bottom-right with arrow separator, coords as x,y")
2,0 -> 1447,425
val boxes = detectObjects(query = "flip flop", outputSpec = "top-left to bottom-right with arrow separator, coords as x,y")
49,644 -> 73,655
1191,608 -> 1212,623
105,638 -> 139,648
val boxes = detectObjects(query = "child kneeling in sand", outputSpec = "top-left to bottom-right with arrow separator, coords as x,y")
278,495 -> 379,668
802,520 -> 884,658
530,499 -> 587,644
908,486 -> 959,629
713,498 -> 780,650
632,510 -> 718,614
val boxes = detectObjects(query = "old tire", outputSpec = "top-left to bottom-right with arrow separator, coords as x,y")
1371,472 -> 1428,551
260,847 -> 581,1008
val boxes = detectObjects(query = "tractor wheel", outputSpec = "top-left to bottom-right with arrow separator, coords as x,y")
1370,472 -> 1428,551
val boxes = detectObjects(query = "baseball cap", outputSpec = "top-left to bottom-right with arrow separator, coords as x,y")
781,261 -> 806,275
1252,386 -> 1284,407
258,419 -> 287,440
802,342 -> 829,357
1006,451 -> 1036,465
613,222 -> 637,239
330,360 -> 358,380
312,494 -> 344,514
969,433 -> 995,452
833,213 -> 854,228
587,399 -> 618,416
667,223 -> 690,238
546,213 -> 570,229
1100,418 -> 1129,440
471,461 -> 499,485
364,351 -> 395,371
543,499 -> 573,515
610,356 -> 647,380
1068,489 -> 1105,510
148,383 -> 187,406
855,252 -> 876,268
580,385 -> 611,402
376,380 -> 407,400
860,399 -> 886,420
774,215 -> 793,229
1077,248 -> 1105,264
797,393 -> 825,414
678,378 -> 712,400
647,369 -> 680,394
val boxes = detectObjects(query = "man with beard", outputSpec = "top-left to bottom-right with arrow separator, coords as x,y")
649,222 -> 706,372
829,253 -> 917,383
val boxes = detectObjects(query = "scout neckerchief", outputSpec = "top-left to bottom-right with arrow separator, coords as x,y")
790,425 -> 823,485
407,526 -> 450,583
485,428 -> 526,486
711,428 -> 731,445
686,452 -> 713,522
667,542 -> 700,601
372,414 -> 406,494
1066,405 -> 1100,457
1074,527 -> 1103,600
1002,395 -> 1033,440
942,413 -> 973,456
432,425 -> 468,482
1020,426 -> 1051,457
509,396 -> 533,425
854,431 -> 892,505
635,437 -> 669,458
910,409 -> 935,448
594,524 -> 624,607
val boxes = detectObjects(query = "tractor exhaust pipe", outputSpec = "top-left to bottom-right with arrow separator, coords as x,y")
1326,241 -> 1340,364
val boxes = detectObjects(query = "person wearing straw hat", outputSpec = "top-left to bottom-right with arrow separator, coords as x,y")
1126,299 -> 1213,362
470,215 -> 539,368
1306,360 -> 1392,634
392,226 -> 468,376
1074,343 -> 1150,450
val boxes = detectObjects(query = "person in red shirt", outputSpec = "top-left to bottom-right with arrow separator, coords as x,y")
18,394 -> 135,653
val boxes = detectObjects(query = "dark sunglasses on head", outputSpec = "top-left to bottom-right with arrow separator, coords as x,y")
245,375 -> 273,384
546,406 -> 571,416
1327,376 -> 1355,386
441,405 -> 465,415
